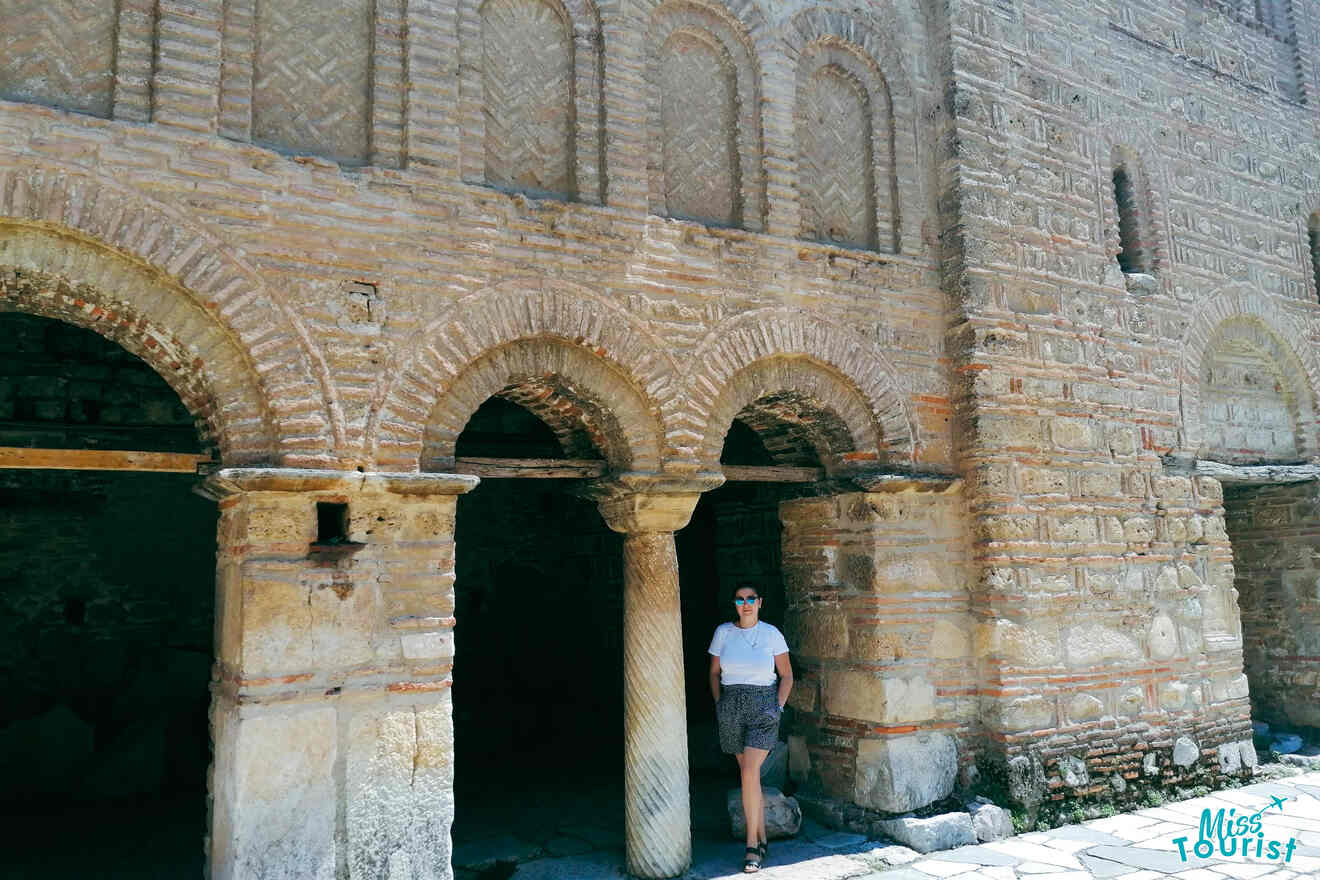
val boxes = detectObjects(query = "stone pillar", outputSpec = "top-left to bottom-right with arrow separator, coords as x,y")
199,468 -> 477,880
779,474 -> 973,812
590,474 -> 722,880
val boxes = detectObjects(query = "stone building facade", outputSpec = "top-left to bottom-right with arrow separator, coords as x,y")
1,0 -> 1318,876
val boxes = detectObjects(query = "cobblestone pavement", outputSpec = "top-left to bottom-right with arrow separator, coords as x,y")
501,771 -> 1320,879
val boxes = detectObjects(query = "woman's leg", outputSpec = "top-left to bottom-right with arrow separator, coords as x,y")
740,746 -> 769,850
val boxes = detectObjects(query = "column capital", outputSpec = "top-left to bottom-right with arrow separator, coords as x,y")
198,467 -> 479,500
585,472 -> 724,534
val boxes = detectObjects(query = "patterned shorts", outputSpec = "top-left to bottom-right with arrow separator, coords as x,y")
716,684 -> 781,755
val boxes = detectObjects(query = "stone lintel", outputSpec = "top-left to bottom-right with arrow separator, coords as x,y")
198,467 -> 480,499
586,471 -> 725,534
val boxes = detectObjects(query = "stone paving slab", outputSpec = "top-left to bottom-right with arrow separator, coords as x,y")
506,772 -> 1320,879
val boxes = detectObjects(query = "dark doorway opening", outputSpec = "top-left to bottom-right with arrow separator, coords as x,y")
677,418 -> 792,842
0,314 -> 216,878
1225,481 -> 1320,757
450,397 -> 626,876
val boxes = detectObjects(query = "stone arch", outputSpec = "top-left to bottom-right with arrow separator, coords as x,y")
460,0 -> 605,202
0,166 -> 342,464
1179,288 -> 1320,461
371,280 -> 675,471
780,8 -> 917,253
646,0 -> 764,229
699,355 -> 880,472
422,338 -> 659,471
688,309 -> 916,469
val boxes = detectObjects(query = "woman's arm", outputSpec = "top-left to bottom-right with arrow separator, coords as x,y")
709,654 -> 722,704
774,652 -> 793,709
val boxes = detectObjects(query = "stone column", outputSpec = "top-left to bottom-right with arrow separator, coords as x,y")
199,468 -> 477,880
589,474 -> 723,880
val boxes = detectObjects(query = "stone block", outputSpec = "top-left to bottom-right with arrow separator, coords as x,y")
977,619 -> 1060,666
1058,754 -> 1088,788
854,732 -> 958,813
1159,681 -> 1189,710
1173,736 -> 1200,767
967,798 -> 1014,842
787,605 -> 849,658
1065,623 -> 1140,666
211,706 -> 337,880
1007,753 -> 1046,807
727,788 -> 801,839
347,700 -> 454,878
873,812 -> 976,853
1217,742 -> 1241,774
1067,693 -> 1104,722
826,671 -> 934,724
998,695 -> 1055,731
1148,614 -> 1178,660
930,618 -> 970,659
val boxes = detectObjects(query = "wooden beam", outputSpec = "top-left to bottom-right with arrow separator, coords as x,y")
0,446 -> 210,473
1194,460 -> 1320,485
453,457 -> 607,478
453,458 -> 825,482
0,448 -> 829,483
721,464 -> 823,483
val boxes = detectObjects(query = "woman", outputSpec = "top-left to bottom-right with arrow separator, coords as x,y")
708,583 -> 793,873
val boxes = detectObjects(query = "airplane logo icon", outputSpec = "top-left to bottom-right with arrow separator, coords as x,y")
1250,794 -> 1290,819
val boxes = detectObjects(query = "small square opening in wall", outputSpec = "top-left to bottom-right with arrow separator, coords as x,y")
316,502 -> 350,545
345,281 -> 379,323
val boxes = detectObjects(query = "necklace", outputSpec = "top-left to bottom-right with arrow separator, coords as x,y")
734,622 -> 760,648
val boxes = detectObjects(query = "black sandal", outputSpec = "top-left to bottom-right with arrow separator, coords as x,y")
758,840 -> 769,863
743,846 -> 761,873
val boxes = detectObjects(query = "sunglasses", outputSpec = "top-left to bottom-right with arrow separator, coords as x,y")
733,597 -> 760,606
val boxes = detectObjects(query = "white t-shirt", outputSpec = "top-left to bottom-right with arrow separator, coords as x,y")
708,622 -> 790,686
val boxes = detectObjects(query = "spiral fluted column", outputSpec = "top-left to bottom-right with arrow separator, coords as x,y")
589,473 -> 723,880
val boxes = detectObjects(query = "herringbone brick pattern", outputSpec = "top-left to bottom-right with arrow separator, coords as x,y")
253,0 -> 372,163
659,34 -> 737,226
481,0 -> 573,195
0,0 -> 116,117
800,67 -> 873,249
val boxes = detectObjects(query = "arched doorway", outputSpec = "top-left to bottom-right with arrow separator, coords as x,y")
679,379 -> 853,842
0,313 -> 216,876
1193,317 -> 1320,751
448,395 -> 627,875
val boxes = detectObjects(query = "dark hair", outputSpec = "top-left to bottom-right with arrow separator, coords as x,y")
730,582 -> 759,601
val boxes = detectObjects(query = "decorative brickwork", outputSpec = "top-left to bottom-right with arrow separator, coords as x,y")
253,0 -> 373,163
0,0 -> 117,118
647,0 -> 763,229
480,0 -> 574,196
690,310 -> 916,469
460,0 -> 603,199
796,40 -> 896,252
0,167 -> 341,464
